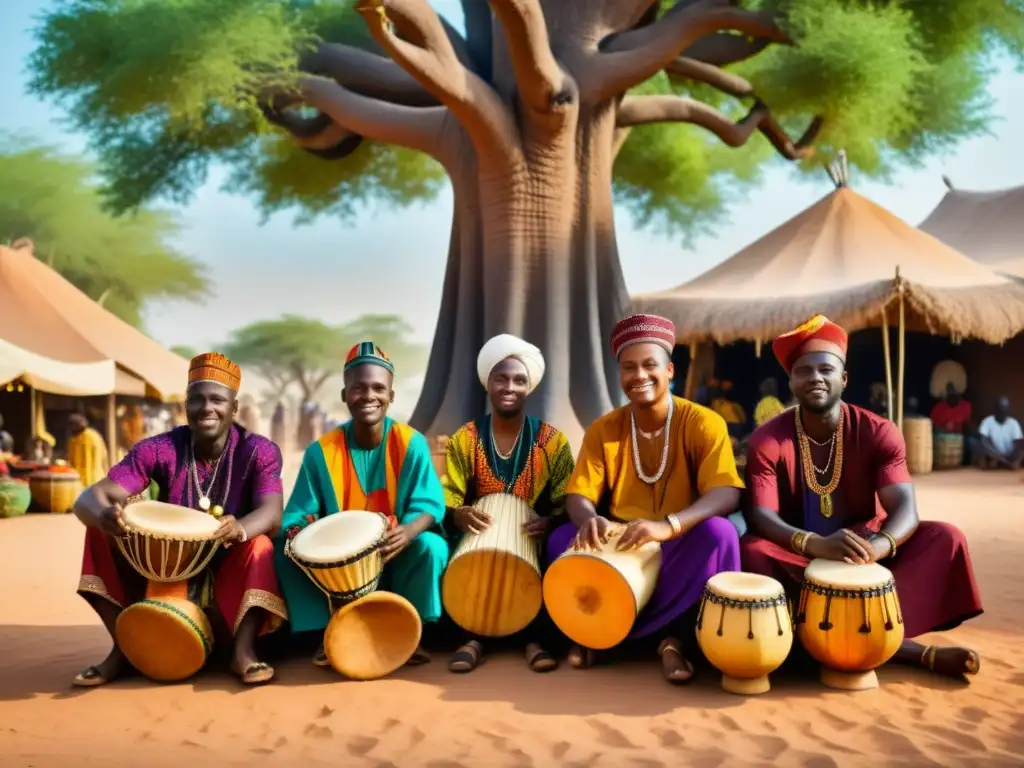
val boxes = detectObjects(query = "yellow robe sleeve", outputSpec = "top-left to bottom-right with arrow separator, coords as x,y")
565,420 -> 607,503
685,407 -> 744,494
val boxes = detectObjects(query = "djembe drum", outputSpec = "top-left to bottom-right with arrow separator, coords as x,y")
933,432 -> 964,470
442,493 -> 543,637
543,523 -> 661,650
796,559 -> 905,691
113,500 -> 221,682
29,466 -> 82,513
287,511 -> 422,680
696,572 -> 793,695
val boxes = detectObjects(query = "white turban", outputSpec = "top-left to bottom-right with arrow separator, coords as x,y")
477,334 -> 545,395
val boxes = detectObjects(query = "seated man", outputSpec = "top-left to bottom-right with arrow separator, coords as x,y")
66,412 -> 110,486
72,353 -> 288,687
276,341 -> 447,667
548,314 -> 742,683
442,334 -> 575,674
974,396 -> 1023,469
741,315 -> 983,680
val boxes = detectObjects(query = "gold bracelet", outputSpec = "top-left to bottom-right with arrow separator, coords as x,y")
801,532 -> 816,555
875,531 -> 898,558
790,530 -> 806,554
666,513 -> 683,536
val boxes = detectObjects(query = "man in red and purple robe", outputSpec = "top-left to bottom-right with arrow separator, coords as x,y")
741,315 -> 983,680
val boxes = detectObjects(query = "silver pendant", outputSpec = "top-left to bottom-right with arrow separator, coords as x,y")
199,496 -> 211,511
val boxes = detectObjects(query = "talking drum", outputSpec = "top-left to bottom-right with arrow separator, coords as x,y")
902,417 -> 933,475
933,432 -> 964,470
442,493 -> 543,637
113,501 -> 222,682
696,572 -> 793,695
543,524 -> 661,650
29,467 -> 83,514
796,559 -> 904,691
288,511 -> 423,679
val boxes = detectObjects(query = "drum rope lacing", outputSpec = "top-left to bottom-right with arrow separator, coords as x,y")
795,579 -> 902,633
630,396 -> 673,485
697,587 -> 790,640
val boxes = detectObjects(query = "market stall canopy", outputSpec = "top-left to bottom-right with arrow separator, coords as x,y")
0,241 -> 188,399
632,186 -> 1024,345
918,179 -> 1024,280
0,337 -> 116,395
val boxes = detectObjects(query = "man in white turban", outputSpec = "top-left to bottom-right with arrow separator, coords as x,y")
440,334 -> 574,674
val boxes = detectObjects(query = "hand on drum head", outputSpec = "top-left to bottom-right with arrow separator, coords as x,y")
380,524 -> 412,563
573,516 -> 612,551
807,528 -> 876,564
522,516 -> 549,538
616,519 -> 674,551
452,506 -> 492,535
97,504 -> 126,536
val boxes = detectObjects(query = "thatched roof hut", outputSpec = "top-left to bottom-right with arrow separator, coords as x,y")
632,184 -> 1024,347
918,179 -> 1024,280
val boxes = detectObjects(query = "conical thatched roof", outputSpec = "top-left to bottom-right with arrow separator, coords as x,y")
919,180 -> 1024,279
632,186 -> 1024,345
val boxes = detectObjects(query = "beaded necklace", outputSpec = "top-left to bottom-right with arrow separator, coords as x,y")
794,406 -> 844,518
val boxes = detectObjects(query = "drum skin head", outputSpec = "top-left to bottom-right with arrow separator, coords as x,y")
804,558 -> 894,589
121,500 -> 220,540
323,591 -> 422,680
290,511 -> 387,565
115,597 -> 213,683
706,571 -> 785,601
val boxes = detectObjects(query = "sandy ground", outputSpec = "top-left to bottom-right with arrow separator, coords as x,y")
1,467 -> 1022,768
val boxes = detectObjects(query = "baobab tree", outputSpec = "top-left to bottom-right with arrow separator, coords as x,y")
29,0 -> 1021,445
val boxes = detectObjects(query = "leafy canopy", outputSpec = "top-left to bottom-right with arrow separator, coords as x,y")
28,0 -> 1024,243
0,134 -> 205,328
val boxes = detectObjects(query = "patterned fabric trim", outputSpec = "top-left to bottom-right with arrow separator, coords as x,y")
233,588 -> 289,635
77,575 -> 124,609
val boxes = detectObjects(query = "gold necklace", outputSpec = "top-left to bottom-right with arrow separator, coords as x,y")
795,407 -> 844,518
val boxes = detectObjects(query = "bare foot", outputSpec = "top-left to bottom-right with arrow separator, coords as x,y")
72,646 -> 126,688
567,644 -> 596,669
658,637 -> 695,684
920,645 -> 980,679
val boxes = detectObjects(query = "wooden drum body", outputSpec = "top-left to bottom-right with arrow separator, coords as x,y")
696,572 -> 793,695
543,526 -> 661,650
287,511 -> 388,604
934,432 -> 964,470
796,559 -> 905,691
442,493 -> 542,637
114,501 -> 222,682
902,417 -> 933,475
29,467 -> 83,513
323,591 -> 423,680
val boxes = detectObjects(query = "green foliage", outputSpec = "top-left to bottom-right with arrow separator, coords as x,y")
0,135 -> 205,328
336,314 -> 429,378
169,345 -> 197,359
615,0 -> 1022,240
27,0 -> 444,219
26,0 -> 1022,242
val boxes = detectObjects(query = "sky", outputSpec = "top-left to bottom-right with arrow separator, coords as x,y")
2,0 -> 1023,352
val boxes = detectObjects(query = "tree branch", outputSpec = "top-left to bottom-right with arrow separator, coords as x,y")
590,0 -> 790,102
356,0 -> 516,153
299,43 -> 438,106
682,32 -> 774,67
487,0 -> 571,116
260,104 -> 365,159
665,56 -> 753,98
265,75 -> 450,159
616,95 -> 821,160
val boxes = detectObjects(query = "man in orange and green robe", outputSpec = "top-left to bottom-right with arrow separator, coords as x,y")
275,342 -> 447,665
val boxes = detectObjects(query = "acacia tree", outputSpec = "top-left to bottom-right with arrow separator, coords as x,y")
30,0 -> 1022,444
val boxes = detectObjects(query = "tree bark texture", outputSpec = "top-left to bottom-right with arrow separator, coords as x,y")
266,0 -> 821,449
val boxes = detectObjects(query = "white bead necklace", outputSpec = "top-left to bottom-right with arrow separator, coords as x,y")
630,397 -> 673,485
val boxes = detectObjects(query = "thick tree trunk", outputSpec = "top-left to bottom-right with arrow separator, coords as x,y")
408,109 -> 628,450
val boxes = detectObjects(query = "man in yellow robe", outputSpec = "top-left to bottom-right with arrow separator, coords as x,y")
66,412 -> 109,486
547,314 -> 743,683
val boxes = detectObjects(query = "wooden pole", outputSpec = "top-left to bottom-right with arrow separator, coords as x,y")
896,270 -> 906,432
106,393 -> 117,464
683,342 -> 701,400
754,339 -> 762,358
881,309 -> 893,421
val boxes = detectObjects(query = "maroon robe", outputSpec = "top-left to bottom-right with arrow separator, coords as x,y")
740,403 -> 982,638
